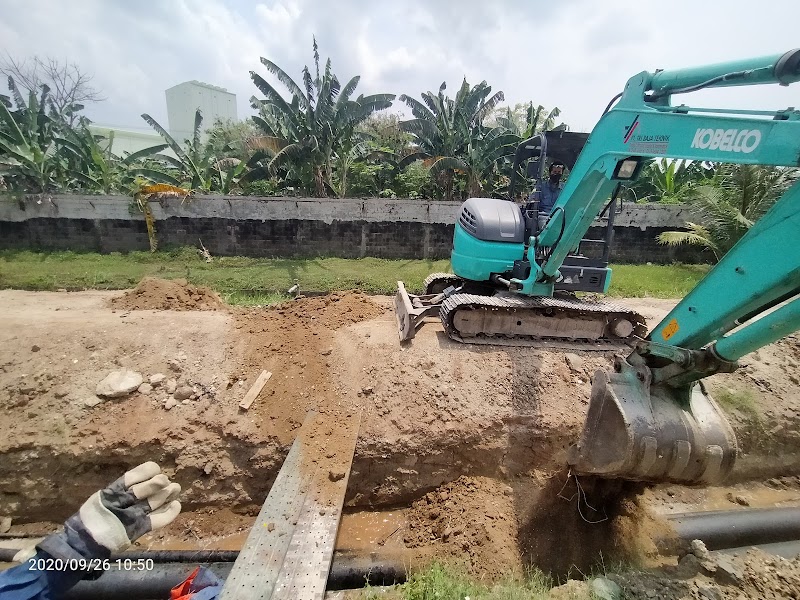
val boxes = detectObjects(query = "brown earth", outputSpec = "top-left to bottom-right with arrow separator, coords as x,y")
110,277 -> 225,311
404,476 -> 521,580
1,281 -> 800,594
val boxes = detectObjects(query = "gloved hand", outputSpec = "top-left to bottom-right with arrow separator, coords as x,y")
18,462 -> 181,562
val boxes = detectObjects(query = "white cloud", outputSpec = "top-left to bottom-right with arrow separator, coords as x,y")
0,0 -> 797,135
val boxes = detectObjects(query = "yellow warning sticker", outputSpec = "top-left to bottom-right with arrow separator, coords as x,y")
662,318 -> 680,341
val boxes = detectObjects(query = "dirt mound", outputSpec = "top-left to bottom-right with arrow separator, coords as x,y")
273,292 -> 384,329
110,278 -> 225,311
734,549 -> 800,599
610,548 -> 800,599
404,476 -> 522,580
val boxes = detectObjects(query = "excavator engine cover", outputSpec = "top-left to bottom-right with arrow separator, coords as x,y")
569,356 -> 737,485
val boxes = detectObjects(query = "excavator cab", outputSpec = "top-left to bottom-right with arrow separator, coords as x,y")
508,130 -> 616,294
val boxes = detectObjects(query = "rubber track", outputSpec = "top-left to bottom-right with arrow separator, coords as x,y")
423,272 -> 461,294
440,293 -> 648,346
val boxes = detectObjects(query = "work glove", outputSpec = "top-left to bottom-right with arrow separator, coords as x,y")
16,461 -> 181,562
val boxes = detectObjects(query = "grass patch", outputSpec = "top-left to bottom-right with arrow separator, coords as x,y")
0,248 -> 708,305
362,562 -> 578,600
607,263 -> 709,298
714,387 -> 762,421
0,248 -> 449,304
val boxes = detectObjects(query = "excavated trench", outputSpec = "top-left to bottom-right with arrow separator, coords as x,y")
2,285 -> 800,582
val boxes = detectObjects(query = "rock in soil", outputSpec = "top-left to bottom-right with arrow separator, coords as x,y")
564,352 -> 585,373
95,370 -> 143,398
149,373 -> 166,387
83,397 -> 103,408
174,385 -> 194,401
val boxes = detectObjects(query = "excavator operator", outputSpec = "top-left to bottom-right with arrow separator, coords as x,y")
528,159 -> 565,232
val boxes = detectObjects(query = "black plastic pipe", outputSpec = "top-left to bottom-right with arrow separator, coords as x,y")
666,507 -> 800,551
0,551 -> 405,599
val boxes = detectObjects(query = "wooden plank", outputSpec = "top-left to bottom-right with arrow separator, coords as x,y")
239,370 -> 272,410
219,409 -> 362,600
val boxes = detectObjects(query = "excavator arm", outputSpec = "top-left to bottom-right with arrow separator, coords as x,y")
564,50 -> 800,485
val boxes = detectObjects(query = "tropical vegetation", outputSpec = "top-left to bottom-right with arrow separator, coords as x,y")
0,42 -> 567,201
3,44 -> 798,264
657,164 -> 799,261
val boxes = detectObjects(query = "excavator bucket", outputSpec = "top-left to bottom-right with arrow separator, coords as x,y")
569,360 -> 738,485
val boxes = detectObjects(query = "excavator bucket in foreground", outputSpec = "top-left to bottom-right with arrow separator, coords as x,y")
569,358 -> 738,485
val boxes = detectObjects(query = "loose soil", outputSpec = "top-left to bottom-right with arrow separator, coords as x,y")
110,277 -> 225,311
1,280 -> 800,596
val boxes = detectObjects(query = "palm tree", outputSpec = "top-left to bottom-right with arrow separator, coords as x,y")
398,79 -> 505,200
249,38 -> 395,197
657,164 -> 799,261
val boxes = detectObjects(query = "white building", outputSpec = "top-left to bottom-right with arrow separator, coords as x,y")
165,81 -> 238,143
87,125 -> 168,158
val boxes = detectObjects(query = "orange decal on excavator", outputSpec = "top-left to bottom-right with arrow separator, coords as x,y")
662,318 -> 680,341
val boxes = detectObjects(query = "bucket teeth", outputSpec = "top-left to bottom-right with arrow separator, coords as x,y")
569,360 -> 738,485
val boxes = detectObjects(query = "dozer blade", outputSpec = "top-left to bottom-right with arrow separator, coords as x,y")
394,281 -> 443,342
569,359 -> 738,485
395,281 -> 417,341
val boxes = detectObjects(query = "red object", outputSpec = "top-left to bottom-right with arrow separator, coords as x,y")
171,566 -> 201,600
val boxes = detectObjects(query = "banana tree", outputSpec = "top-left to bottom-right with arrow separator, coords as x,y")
427,126 -> 518,198
57,123 -> 168,193
214,157 -> 248,194
140,109 -> 221,190
494,102 -> 564,138
250,38 -> 394,196
398,79 -> 505,200
0,78 -> 63,192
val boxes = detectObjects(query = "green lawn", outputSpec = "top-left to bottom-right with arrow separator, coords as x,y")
0,248 -> 709,305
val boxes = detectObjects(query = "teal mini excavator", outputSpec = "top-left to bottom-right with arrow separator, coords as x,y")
395,49 -> 800,485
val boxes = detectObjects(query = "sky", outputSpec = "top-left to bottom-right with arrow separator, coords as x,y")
1,0 -> 798,133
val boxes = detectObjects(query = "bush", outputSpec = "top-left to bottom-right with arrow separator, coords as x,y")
397,160 -> 433,199
242,179 -> 280,196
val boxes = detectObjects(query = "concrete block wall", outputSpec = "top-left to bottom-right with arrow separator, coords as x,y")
0,195 -> 709,263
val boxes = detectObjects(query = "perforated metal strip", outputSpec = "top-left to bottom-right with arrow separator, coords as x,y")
219,410 -> 362,600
